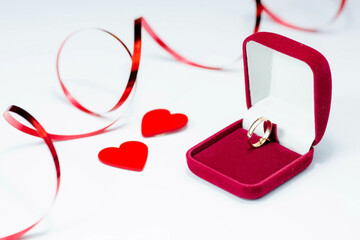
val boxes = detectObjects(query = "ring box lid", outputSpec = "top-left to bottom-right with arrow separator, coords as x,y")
242,32 -> 331,154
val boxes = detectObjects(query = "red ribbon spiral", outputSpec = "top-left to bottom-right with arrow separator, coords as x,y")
0,1 -> 347,237
1,105 -> 60,240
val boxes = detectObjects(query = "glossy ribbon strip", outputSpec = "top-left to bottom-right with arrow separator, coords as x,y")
260,0 -> 347,32
141,17 -> 237,70
0,105 -> 60,240
5,18 -> 142,141
1,1 -> 347,238
3,16 -> 243,141
0,18 -> 141,240
3,0 -> 349,139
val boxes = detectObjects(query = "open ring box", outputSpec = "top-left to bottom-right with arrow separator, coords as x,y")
186,32 -> 331,199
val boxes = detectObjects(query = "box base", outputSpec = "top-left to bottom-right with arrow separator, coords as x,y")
186,119 -> 314,199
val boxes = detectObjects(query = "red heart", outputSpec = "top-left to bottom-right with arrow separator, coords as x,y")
141,109 -> 188,137
98,141 -> 148,171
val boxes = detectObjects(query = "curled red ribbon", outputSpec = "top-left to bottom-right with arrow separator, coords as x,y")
3,2 -> 348,141
3,16 -> 239,142
5,0 -> 348,139
1,105 -> 60,240
260,0 -> 347,32
6,18 -> 142,141
1,1 -> 347,238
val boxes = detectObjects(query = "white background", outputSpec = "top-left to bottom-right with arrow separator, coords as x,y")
0,0 -> 359,239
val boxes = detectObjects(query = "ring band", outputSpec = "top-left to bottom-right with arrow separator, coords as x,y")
247,117 -> 272,148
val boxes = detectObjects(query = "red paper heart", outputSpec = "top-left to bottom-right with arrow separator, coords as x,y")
98,141 -> 148,171
141,109 -> 188,137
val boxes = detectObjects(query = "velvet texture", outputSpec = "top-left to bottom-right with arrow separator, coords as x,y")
186,32 -> 331,199
187,120 -> 314,199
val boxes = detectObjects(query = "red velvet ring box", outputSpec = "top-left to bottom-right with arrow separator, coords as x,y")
186,32 -> 331,199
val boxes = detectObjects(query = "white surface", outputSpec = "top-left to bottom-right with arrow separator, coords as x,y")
0,0 -> 360,240
243,41 -> 315,154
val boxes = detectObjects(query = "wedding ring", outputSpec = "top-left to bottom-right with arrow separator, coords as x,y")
247,117 -> 272,148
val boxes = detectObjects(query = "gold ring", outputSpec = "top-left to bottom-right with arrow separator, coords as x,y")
247,117 -> 272,148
